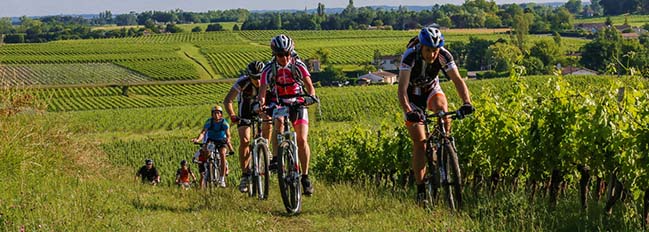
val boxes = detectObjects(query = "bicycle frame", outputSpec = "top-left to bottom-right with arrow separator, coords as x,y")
423,110 -> 462,210
247,116 -> 271,199
203,141 -> 221,188
273,104 -> 302,213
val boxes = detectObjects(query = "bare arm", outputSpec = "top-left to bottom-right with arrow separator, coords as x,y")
226,125 -> 234,152
223,87 -> 239,118
193,129 -> 207,143
397,69 -> 413,113
258,82 -> 267,107
303,76 -> 316,96
446,68 -> 471,104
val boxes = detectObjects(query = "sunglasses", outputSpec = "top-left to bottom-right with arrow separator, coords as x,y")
274,52 -> 290,57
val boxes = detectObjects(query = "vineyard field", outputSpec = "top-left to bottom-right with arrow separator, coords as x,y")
0,63 -> 151,86
1,29 -> 589,83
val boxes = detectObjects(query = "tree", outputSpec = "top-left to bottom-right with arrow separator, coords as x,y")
564,0 -> 583,15
580,27 -> 622,72
321,65 -> 346,84
342,0 -> 357,16
232,24 -> 240,31
550,7 -> 574,31
512,12 -> 532,50
0,18 -> 12,34
605,16 -> 613,26
317,3 -> 326,17
315,48 -> 331,65
590,0 -> 604,16
530,40 -> 563,73
487,42 -> 522,72
465,37 -> 494,70
165,24 -> 183,33
553,31 -> 562,46
115,13 -> 137,26
485,14 -> 502,28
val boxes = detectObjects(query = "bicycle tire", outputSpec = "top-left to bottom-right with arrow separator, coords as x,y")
441,140 -> 462,210
254,143 -> 270,200
248,148 -> 257,197
277,142 -> 302,214
425,143 -> 439,207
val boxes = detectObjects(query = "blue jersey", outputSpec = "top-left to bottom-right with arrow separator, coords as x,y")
203,118 -> 228,141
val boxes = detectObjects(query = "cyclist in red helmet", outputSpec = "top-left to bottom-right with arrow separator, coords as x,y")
398,26 -> 475,204
258,34 -> 317,196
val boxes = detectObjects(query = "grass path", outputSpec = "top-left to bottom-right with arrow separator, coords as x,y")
176,43 -> 220,79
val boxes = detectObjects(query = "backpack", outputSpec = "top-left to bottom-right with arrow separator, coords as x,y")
267,53 -> 306,98
207,118 -> 226,132
406,36 -> 419,49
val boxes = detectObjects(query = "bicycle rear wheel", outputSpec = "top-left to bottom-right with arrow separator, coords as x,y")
253,143 -> 270,200
441,140 -> 462,210
277,143 -> 302,214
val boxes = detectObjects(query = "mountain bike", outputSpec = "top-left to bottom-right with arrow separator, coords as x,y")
423,110 -> 465,210
241,115 -> 272,200
194,141 -> 223,190
272,95 -> 318,214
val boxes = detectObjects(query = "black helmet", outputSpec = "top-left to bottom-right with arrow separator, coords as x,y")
180,160 -> 187,166
145,159 -> 153,165
247,61 -> 265,79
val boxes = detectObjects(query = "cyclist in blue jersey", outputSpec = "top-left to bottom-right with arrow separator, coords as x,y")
192,105 -> 232,188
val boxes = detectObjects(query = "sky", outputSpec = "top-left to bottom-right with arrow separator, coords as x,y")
1,0 -> 568,18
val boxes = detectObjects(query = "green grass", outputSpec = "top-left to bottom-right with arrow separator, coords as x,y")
575,14 -> 649,27
3,75 -> 649,230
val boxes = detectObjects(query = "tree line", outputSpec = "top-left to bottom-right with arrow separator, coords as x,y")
2,0 -> 649,43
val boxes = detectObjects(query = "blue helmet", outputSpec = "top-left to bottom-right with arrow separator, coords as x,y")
418,26 -> 444,48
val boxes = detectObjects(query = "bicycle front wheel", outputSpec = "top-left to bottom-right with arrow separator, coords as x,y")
277,143 -> 302,214
425,145 -> 440,207
253,143 -> 270,200
441,140 -> 462,210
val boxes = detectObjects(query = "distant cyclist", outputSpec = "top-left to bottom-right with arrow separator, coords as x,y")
258,34 -> 318,196
135,159 -> 160,186
397,26 -> 475,204
192,105 -> 232,188
224,61 -> 274,193
175,160 -> 197,190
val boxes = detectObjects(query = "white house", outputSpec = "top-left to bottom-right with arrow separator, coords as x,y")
374,55 -> 401,71
561,66 -> 598,75
358,70 -> 398,84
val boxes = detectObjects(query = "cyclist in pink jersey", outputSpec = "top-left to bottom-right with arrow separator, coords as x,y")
258,34 -> 317,196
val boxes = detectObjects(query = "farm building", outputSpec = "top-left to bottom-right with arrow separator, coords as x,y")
373,55 -> 401,71
561,66 -> 598,75
357,70 -> 398,85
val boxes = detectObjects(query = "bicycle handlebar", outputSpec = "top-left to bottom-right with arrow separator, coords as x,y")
425,110 -> 462,121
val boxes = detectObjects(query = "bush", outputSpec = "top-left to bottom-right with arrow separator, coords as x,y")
165,24 -> 183,33
206,23 -> 224,32
4,34 -> 25,43
191,26 -> 202,32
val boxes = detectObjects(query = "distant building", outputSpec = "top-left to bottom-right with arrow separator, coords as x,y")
621,32 -> 640,40
358,70 -> 398,84
307,59 -> 321,72
561,66 -> 598,76
373,55 -> 401,71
